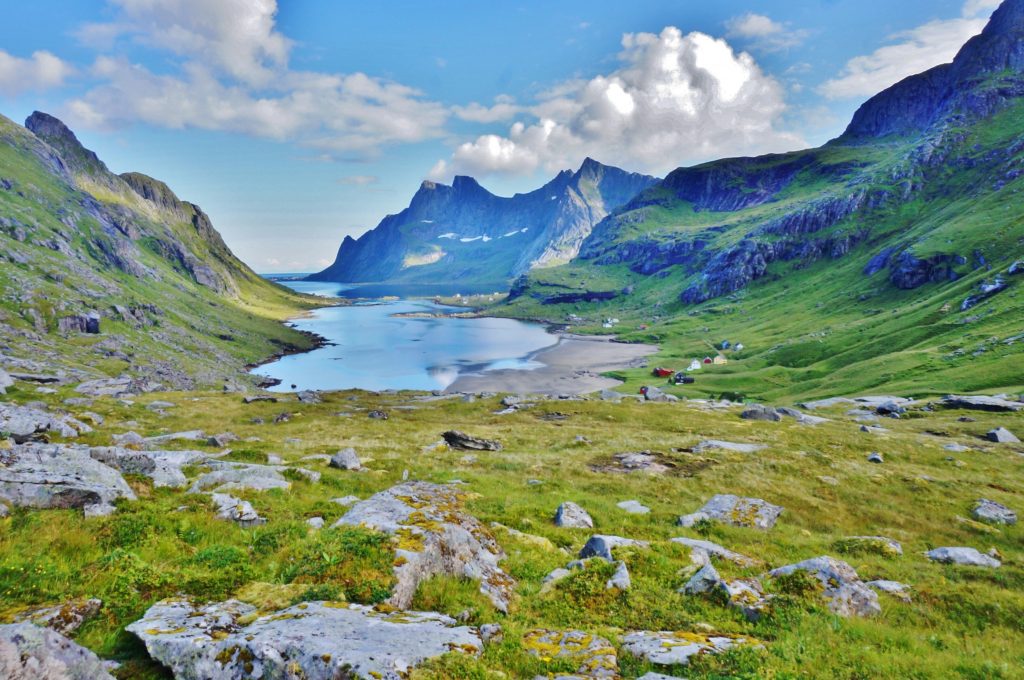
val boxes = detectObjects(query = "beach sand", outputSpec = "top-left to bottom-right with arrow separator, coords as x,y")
446,333 -> 658,396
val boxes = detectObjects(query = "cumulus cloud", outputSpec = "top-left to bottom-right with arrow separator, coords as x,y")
725,13 -> 809,51
431,26 -> 803,180
65,0 -> 448,156
452,95 -> 522,123
820,0 -> 993,99
0,50 -> 74,97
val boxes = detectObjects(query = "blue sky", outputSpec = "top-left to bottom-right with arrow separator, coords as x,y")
0,0 -> 1001,272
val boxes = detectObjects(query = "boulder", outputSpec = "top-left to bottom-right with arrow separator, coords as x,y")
211,493 -> 265,527
11,598 -> 102,636
941,395 -> 1023,412
75,376 -> 159,397
682,562 -> 721,595
0,622 -> 116,679
442,430 -> 502,451
128,598 -> 482,680
522,629 -> 618,678
986,427 -> 1020,443
641,386 -> 678,403
367,410 -> 389,420
329,447 -> 362,471
740,404 -> 781,421
596,451 -> 673,475
926,547 -> 1001,568
187,462 -> 290,494
89,447 -> 206,488
578,535 -> 650,561
0,369 -> 13,394
616,500 -> 650,514
620,630 -> 757,667
306,517 -> 325,529
867,452 -> 884,463
679,494 -> 783,530
875,400 -> 906,416
242,395 -> 278,404
606,561 -> 631,590
670,537 -> 757,566
554,501 -> 594,529
693,440 -> 766,454
296,390 -> 321,404
0,443 -> 135,512
768,556 -> 880,617
334,481 -> 516,612
206,432 -> 238,448
972,498 -> 1016,525
0,402 -> 91,443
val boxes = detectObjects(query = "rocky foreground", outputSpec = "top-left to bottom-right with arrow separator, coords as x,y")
0,379 -> 1021,678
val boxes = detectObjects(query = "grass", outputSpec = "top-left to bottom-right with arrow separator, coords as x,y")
1,385 -> 1021,678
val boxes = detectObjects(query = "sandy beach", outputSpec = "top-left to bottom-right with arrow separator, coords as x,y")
446,333 -> 658,395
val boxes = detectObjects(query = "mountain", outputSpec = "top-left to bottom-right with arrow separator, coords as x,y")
504,0 -> 1024,399
309,158 -> 657,286
0,111 -> 315,389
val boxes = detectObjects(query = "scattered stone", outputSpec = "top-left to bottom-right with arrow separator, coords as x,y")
329,447 -> 362,471
89,446 -> 206,489
866,580 -> 912,603
942,395 -> 1023,412
641,386 -> 678,403
986,427 -> 1020,443
617,500 -> 650,514
740,404 -> 781,421
594,450 -> 676,475
670,537 -> 757,567
306,516 -> 325,529
144,430 -> 206,447
876,400 -> 906,416
620,630 -> 757,667
972,498 -> 1016,525
554,501 -> 594,529
679,494 -> 783,530
146,400 -> 176,411
926,547 -> 1000,568
0,502 -> 8,518
334,481 -> 516,612
75,376 -> 159,398
578,535 -> 649,561
607,561 -> 631,590
944,443 -> 970,452
480,623 -> 503,646
0,402 -> 92,443
288,467 -> 321,483
867,452 -> 884,463
242,395 -> 278,404
206,432 -> 238,448
266,454 -> 283,465
442,430 -> 502,451
769,556 -> 880,617
599,389 -> 623,402
0,622 -> 116,679
522,629 -> 618,678
128,598 -> 482,680
682,562 -> 721,595
693,440 -> 766,454
296,390 -> 321,404
543,568 -> 572,586
818,475 -> 840,486
211,493 -> 265,527
0,443 -> 135,512
367,410 -> 389,420
0,369 -> 13,394
11,598 -> 102,636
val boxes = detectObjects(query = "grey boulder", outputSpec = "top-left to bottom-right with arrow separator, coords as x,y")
329,447 -> 362,471
740,404 -> 781,421
578,535 -> 650,561
986,427 -> 1020,443
769,556 -> 881,617
620,630 -> 757,667
926,547 -> 1001,568
554,501 -> 594,529
679,494 -> 783,530
972,498 -> 1016,525
0,443 -> 135,512
0,402 -> 91,443
0,622 -> 115,679
942,395 -> 1023,412
211,493 -> 265,527
442,430 -> 502,451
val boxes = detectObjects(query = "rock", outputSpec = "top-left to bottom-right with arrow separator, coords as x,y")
972,498 -> 1016,525
617,500 -> 650,514
682,562 -> 721,595
641,386 -> 678,403
769,556 -> 881,617
146,400 -> 176,411
718,578 -> 771,621
597,450 -> 674,475
740,404 -> 781,421
334,481 -> 516,612
0,369 -> 12,394
554,501 -> 594,529
835,536 -> 903,557
329,447 -> 362,471
0,443 -> 135,512
306,516 -> 325,529
637,674 -> 681,680
90,446 -> 206,489
607,561 -> 631,590
75,376 -> 159,398
986,427 -> 1020,443
288,467 -> 320,483
8,373 -> 62,385
442,430 -> 502,451
670,537 -> 757,566
876,400 -> 906,416
480,623 -> 503,645
543,568 -> 572,585
578,535 -> 649,561
0,502 -> 8,518
57,312 -> 101,334
128,598 -> 482,680
866,580 -> 912,603
942,395 -> 1023,412
330,495 -> 360,506
599,389 -> 623,402
776,406 -> 829,425
242,395 -> 278,404
867,452 -> 884,463
144,430 -> 206,447
0,402 -> 91,443
206,432 -> 238,448
676,511 -> 710,528
620,630 -> 757,667
367,410 -> 389,420
266,454 -> 283,465
111,431 -> 145,449
11,598 -> 102,636
187,462 -> 290,493
944,443 -> 970,452
693,440 -> 766,454
522,629 -> 618,678
211,493 -> 265,527
926,546 -> 1001,568
296,390 -> 321,404
0,622 -> 116,679
680,494 -> 783,530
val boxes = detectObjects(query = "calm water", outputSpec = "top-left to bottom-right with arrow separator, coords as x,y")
253,281 -> 558,392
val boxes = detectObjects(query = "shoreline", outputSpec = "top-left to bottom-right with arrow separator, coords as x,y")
445,333 -> 658,396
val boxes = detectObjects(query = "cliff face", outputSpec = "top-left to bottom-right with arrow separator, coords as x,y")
309,158 -> 656,285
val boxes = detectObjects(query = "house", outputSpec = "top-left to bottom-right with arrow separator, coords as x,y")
713,354 -> 728,365
687,359 -> 702,371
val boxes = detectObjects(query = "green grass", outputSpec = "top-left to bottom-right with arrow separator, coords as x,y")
1,387 -> 1021,678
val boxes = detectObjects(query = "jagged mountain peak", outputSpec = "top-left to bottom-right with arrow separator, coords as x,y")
25,111 -> 108,177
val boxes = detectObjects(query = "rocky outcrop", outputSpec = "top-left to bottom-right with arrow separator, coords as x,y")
128,598 -> 482,680
554,501 -> 594,528
768,556 -> 881,617
678,494 -> 784,530
620,630 -> 758,668
11,598 -> 102,637
334,481 -> 516,612
0,622 -> 116,680
0,402 -> 91,442
926,547 -> 1001,567
0,443 -> 135,513
442,430 -> 502,451
522,629 -> 618,678
941,394 -> 1023,411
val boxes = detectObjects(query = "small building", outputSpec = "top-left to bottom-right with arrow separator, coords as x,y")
713,354 -> 728,365
687,359 -> 702,371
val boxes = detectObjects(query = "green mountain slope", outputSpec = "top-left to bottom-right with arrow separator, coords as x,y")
0,112 -> 317,388
502,1 -> 1024,401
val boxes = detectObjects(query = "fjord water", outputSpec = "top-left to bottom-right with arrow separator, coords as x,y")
254,281 -> 558,392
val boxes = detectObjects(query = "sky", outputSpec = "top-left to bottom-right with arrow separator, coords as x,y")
0,0 -> 1003,272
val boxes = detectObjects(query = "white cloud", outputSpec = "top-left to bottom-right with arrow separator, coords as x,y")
452,95 -> 522,123
337,175 -> 379,186
431,26 -> 803,180
725,13 -> 809,52
65,0 -> 448,156
0,50 -> 75,97
820,0 -> 992,99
